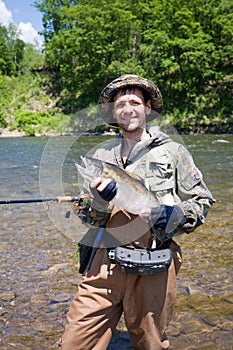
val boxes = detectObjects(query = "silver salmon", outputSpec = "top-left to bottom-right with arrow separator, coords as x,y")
76,156 -> 159,215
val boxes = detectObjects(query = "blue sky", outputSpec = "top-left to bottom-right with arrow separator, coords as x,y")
0,0 -> 43,46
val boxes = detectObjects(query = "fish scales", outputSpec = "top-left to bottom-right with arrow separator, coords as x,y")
76,156 -> 158,215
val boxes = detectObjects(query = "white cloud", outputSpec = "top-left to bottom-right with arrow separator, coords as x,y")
0,0 -> 12,26
18,22 -> 43,47
0,1 -> 43,48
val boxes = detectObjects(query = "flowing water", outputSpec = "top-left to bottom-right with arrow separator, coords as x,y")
0,134 -> 232,350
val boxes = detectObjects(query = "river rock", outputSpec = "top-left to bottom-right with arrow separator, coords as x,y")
180,319 -> 211,335
50,292 -> 72,304
42,262 -> 71,275
186,284 -> 204,295
220,320 -> 233,331
0,291 -> 16,301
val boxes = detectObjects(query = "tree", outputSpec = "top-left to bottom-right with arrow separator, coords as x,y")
35,0 -> 142,110
0,25 -> 15,75
19,44 -> 45,73
34,0 -> 233,130
0,24 -> 26,76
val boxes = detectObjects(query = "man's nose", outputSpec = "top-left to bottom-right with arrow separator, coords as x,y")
123,102 -> 133,113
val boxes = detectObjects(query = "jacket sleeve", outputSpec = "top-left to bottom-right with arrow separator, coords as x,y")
175,145 -> 215,233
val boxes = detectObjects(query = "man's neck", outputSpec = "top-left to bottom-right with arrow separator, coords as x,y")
121,128 -> 149,158
121,127 -> 148,141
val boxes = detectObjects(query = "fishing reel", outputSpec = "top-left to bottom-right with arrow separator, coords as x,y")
72,194 -> 91,221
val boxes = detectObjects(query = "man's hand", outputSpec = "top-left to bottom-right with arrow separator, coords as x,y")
141,205 -> 185,233
90,177 -> 117,202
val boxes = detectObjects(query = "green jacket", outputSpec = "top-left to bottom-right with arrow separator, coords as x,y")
79,126 -> 214,244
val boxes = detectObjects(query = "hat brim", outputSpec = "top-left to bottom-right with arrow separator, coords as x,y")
98,75 -> 163,124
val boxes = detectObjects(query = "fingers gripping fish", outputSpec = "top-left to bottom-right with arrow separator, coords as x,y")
75,156 -> 159,216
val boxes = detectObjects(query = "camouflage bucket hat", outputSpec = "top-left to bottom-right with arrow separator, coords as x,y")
98,74 -> 163,124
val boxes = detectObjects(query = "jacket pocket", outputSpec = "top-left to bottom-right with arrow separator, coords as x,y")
179,167 -> 202,191
145,150 -> 175,192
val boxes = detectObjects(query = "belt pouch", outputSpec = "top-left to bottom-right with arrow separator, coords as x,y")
108,246 -> 172,275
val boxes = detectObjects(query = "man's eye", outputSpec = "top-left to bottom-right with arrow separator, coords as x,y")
116,102 -> 141,108
116,103 -> 125,108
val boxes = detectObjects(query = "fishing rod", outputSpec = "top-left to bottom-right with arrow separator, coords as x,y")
0,196 -> 80,205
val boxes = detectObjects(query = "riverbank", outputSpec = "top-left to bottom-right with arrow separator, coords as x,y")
1,122 -> 233,138
0,128 -> 64,138
177,122 -> 233,134
0,128 -> 26,138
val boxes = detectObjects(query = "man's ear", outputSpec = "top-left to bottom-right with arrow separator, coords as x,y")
145,100 -> 152,115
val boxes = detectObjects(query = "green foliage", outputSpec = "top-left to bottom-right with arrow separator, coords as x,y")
0,22 -> 45,78
0,25 -> 15,75
19,44 -> 45,73
0,24 -> 26,75
32,0 -> 232,132
0,74 -> 12,103
0,71 -> 69,136
35,0 -> 142,110
0,75 -> 12,128
0,111 -> 7,128
1,0 -> 232,134
10,109 -> 67,136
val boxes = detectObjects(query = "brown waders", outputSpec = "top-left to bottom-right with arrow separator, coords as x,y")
59,213 -> 182,350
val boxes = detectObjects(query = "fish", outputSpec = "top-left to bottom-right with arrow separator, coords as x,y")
75,156 -> 159,215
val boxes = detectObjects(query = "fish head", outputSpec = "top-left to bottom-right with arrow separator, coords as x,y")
83,156 -> 120,180
75,156 -> 104,185
76,156 -> 122,188
82,156 -> 103,177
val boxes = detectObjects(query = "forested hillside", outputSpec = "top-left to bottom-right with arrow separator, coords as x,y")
1,0 -> 232,136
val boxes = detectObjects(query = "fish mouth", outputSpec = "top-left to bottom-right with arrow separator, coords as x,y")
81,156 -> 103,175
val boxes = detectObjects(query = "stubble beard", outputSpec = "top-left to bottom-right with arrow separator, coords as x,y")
119,116 -> 147,140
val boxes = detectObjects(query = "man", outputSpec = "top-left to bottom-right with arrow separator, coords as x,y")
59,74 -> 214,350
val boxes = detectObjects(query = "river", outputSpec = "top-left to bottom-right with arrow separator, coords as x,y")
0,134 -> 232,350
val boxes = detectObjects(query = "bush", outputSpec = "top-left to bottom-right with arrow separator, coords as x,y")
10,109 -> 68,136
0,75 -> 12,105
0,110 -> 7,128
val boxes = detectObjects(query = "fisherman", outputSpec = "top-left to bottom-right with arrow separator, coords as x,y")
59,74 -> 214,350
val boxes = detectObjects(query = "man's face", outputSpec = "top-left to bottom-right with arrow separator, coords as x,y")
113,88 -> 151,133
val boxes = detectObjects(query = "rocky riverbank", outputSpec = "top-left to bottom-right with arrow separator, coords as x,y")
1,122 -> 233,138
